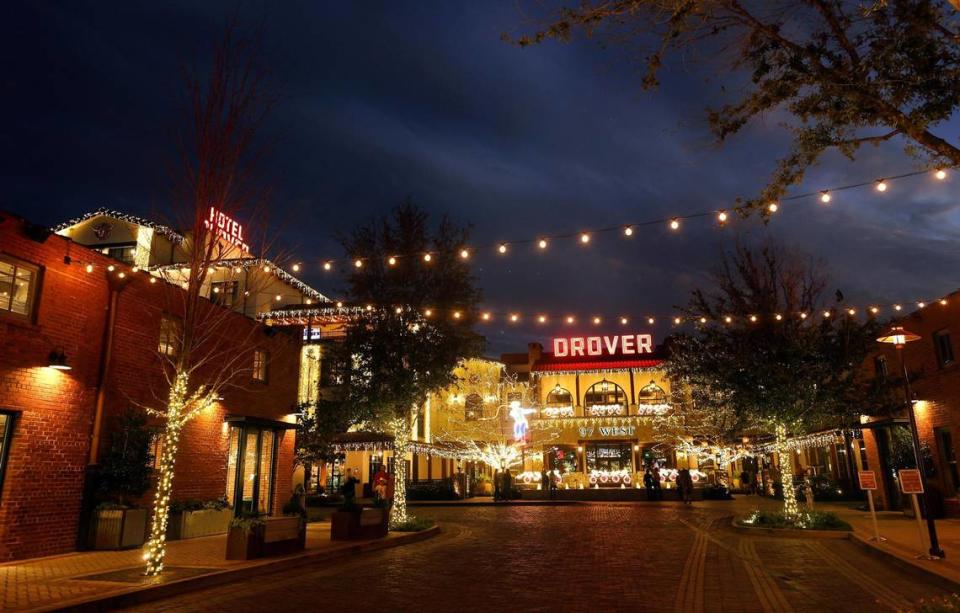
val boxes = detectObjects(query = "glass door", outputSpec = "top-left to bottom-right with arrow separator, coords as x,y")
225,424 -> 278,516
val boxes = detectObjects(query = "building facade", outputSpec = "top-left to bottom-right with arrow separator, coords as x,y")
0,210 -> 303,561
861,292 -> 960,516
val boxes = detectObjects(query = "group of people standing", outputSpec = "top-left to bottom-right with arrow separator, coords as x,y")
644,466 -> 695,505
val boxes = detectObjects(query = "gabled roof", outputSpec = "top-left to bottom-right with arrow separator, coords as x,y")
53,207 -> 185,244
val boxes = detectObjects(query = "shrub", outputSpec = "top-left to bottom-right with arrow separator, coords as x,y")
390,516 -> 435,532
739,509 -> 851,531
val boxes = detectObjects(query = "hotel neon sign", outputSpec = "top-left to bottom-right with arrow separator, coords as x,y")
553,334 -> 654,357
205,207 -> 250,253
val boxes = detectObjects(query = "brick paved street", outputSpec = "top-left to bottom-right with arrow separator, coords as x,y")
120,504 -> 955,613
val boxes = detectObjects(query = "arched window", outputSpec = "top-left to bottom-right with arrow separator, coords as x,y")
542,385 -> 574,418
465,393 -> 483,421
583,380 -> 627,416
636,380 -> 670,415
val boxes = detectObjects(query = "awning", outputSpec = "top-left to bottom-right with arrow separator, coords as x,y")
224,415 -> 298,430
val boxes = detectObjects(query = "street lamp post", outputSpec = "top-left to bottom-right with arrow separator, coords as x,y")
877,325 -> 945,559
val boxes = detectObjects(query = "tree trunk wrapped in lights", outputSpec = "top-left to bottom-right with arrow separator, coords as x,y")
390,416 -> 411,527
775,423 -> 799,518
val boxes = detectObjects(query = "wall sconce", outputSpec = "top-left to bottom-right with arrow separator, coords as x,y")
47,349 -> 71,370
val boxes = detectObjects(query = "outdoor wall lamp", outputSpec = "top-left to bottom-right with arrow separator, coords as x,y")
47,349 -> 71,370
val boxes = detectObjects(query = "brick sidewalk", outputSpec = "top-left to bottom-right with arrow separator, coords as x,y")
0,522 -> 429,612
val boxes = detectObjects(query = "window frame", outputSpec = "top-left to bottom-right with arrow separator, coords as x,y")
934,329 -> 955,368
252,349 -> 268,383
158,314 -> 182,358
0,410 -> 17,503
0,254 -> 40,322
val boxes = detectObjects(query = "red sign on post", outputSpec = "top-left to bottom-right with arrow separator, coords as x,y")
858,470 -> 878,490
898,469 -> 924,494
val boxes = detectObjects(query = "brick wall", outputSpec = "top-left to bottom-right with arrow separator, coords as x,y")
861,291 -> 960,513
0,212 -> 301,561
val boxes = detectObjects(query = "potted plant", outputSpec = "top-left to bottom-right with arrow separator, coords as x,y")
225,514 -> 266,560
167,496 -> 232,541
88,410 -> 153,550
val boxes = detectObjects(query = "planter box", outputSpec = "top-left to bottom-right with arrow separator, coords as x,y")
225,516 -> 305,560
331,508 -> 389,541
88,508 -> 148,550
167,508 -> 232,541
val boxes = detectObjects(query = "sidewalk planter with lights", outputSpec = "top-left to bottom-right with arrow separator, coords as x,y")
330,507 -> 389,541
226,516 -> 306,560
88,507 -> 149,550
732,510 -> 852,539
167,506 -> 233,541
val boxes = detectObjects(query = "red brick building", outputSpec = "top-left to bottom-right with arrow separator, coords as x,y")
862,292 -> 960,516
0,211 -> 302,561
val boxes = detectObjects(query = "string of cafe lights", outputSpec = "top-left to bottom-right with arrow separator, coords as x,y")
296,167 -> 952,272
261,290 -> 957,327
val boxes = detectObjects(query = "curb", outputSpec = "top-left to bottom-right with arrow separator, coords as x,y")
848,531 -> 960,592
37,526 -> 440,613
729,517 -> 852,539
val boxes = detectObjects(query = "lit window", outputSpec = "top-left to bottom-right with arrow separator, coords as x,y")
0,411 -> 15,501
935,330 -> 955,368
210,281 -> 239,308
158,314 -> 182,358
99,244 -> 136,265
0,256 -> 39,319
253,349 -> 268,382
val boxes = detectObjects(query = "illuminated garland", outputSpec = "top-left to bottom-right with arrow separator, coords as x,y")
752,429 -> 860,455
528,415 -> 656,429
257,294 -> 956,329
53,207 -> 185,244
148,258 -> 328,303
281,167 -> 952,270
329,438 -> 470,460
776,423 -> 800,518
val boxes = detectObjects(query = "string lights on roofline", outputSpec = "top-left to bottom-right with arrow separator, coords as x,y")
260,290 -> 957,327
301,166 -> 951,272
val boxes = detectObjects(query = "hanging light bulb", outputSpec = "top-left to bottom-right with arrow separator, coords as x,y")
354,259 -> 363,268
847,308 -> 856,316
395,306 -> 403,314
918,301 -> 926,308
107,264 -> 115,272
423,253 -> 432,262
324,261 -> 332,271
452,311 -> 462,320
749,315 -> 758,323
336,301 -> 343,308
566,316 -> 575,324
624,226 -> 634,236
894,304 -> 902,311
870,306 -> 879,314
537,238 -> 548,249
118,272 -> 126,279
698,316 -> 707,324
800,312 -> 808,319
592,316 -> 601,325
820,191 -> 831,203
876,179 -> 888,192
366,304 -> 374,312
498,244 -> 508,254
510,313 -> 519,323
724,316 -> 732,324
580,233 -> 590,244
85,264 -> 94,273
481,312 -> 491,321
823,310 -> 832,318
388,256 -> 397,266
935,169 -> 947,180
669,218 -> 680,231
647,317 -> 655,325
717,210 -> 728,224
306,298 -> 313,305
673,317 -> 682,325
941,299 -> 948,306
620,316 -> 628,325
424,308 -> 433,317
262,265 -> 270,273
538,315 -> 547,323
459,248 -> 470,259
767,202 -> 778,213
775,313 -> 783,321
292,263 -> 301,272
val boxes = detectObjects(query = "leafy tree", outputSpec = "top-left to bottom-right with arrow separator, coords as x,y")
296,399 -> 355,467
338,201 -> 482,525
510,0 -> 960,209
98,410 -> 154,508
666,244 -> 880,515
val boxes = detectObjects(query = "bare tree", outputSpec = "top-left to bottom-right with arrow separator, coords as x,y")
142,20 -> 277,576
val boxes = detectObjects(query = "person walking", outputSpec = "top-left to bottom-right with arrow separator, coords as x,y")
652,466 -> 663,501
644,469 -> 655,501
503,467 -> 513,501
494,469 -> 502,502
678,468 -> 694,506
549,471 -> 558,499
740,469 -> 752,495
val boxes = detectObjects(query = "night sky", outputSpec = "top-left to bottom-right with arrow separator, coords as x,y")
3,1 -> 959,355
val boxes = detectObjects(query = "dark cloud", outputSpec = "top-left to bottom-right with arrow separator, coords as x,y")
2,0 -> 958,355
